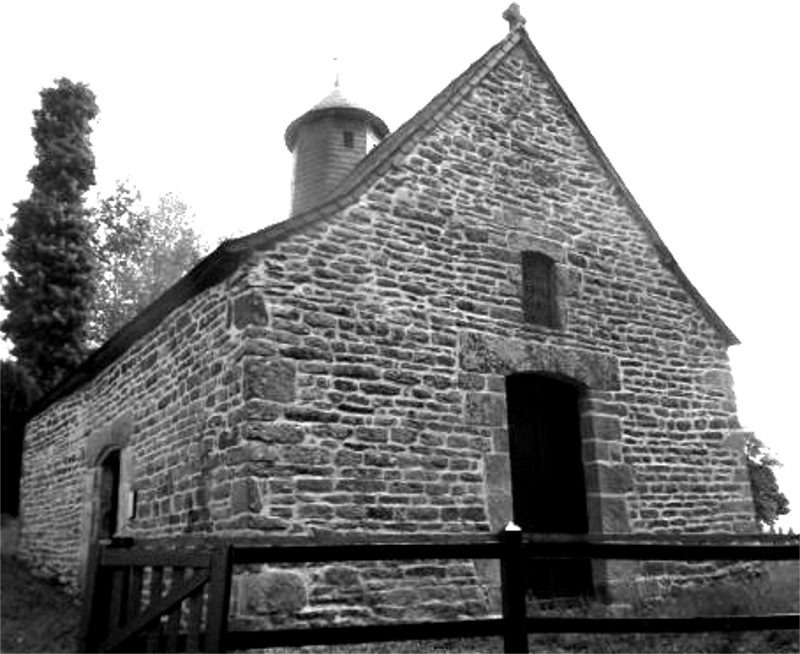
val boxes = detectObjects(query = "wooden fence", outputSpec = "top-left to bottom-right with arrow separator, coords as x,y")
79,529 -> 799,653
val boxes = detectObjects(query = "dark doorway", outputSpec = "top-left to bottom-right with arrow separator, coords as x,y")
506,373 -> 593,601
97,449 -> 121,540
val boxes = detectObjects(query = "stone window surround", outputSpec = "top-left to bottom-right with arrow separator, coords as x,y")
460,332 -> 632,601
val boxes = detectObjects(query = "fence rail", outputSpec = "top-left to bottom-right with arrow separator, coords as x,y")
80,530 -> 799,653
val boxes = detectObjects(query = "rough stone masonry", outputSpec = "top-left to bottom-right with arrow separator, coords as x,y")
18,20 -> 755,626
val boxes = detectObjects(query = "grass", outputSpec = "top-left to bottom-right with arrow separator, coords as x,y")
523,562 -> 799,654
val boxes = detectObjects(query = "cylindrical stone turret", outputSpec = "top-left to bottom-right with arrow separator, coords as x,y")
285,85 -> 389,216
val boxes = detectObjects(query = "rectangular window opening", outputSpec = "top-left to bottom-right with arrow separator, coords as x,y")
522,251 -> 559,328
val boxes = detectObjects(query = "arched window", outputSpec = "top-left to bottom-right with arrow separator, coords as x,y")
521,251 -> 559,327
97,449 -> 121,539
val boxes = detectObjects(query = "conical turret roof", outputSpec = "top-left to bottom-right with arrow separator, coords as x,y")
284,85 -> 389,150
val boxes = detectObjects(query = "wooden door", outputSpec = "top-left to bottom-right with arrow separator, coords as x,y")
506,373 -> 593,600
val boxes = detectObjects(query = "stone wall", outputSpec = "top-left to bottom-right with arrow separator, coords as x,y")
19,38 -> 755,621
19,277 -> 244,589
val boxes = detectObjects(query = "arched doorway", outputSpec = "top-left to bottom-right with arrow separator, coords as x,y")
506,372 -> 593,600
96,449 -> 121,540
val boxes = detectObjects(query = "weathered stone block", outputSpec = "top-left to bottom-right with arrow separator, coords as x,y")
483,454 -> 511,493
586,463 -> 634,494
240,570 -> 307,618
232,292 -> 269,329
244,359 -> 296,402
582,415 -> 622,442
598,495 -> 631,533
231,478 -> 261,515
246,422 -> 305,444
486,491 -> 512,531
464,393 -> 506,426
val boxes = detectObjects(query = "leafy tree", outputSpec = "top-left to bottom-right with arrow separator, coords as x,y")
87,182 -> 206,345
745,434 -> 790,530
1,78 -> 98,391
0,361 -> 40,515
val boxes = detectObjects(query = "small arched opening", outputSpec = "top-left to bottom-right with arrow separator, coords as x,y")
96,448 -> 121,540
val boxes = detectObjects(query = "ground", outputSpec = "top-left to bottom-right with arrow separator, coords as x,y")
1,516 -> 81,653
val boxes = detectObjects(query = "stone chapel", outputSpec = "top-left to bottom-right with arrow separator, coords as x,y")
18,5 -> 756,620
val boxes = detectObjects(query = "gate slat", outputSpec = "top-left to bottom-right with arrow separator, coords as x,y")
165,567 -> 185,652
127,566 -> 145,623
205,544 -> 233,653
108,566 -> 129,630
185,570 -> 204,653
78,542 -> 104,653
146,566 -> 165,653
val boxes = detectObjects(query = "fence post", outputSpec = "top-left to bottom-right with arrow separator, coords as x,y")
205,542 -> 233,653
500,521 -> 528,653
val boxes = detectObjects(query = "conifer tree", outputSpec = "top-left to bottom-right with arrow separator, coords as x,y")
2,78 -> 99,391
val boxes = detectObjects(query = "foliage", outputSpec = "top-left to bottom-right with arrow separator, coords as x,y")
1,78 -> 98,391
87,181 -> 206,345
0,361 -> 40,515
745,434 -> 790,530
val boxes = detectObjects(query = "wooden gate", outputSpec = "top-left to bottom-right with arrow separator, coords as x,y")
78,539 -> 232,653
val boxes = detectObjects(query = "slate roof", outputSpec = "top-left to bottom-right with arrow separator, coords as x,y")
30,25 -> 738,416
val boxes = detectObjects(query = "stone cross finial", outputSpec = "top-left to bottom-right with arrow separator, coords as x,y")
502,3 -> 527,31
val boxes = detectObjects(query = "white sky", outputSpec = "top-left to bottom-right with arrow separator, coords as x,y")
1,1 -> 798,529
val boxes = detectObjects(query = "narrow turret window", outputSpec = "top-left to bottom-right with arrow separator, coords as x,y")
521,251 -> 559,327
343,131 -> 354,148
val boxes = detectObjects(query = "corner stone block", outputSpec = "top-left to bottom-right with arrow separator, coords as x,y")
484,454 -> 511,494
232,292 -> 269,329
721,430 -> 749,455
486,491 -> 513,532
459,332 -> 523,374
231,477 -> 262,515
239,570 -> 307,618
244,358 -> 296,403
465,393 -> 506,426
581,415 -> 622,443
585,463 -> 634,495
598,495 -> 631,534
